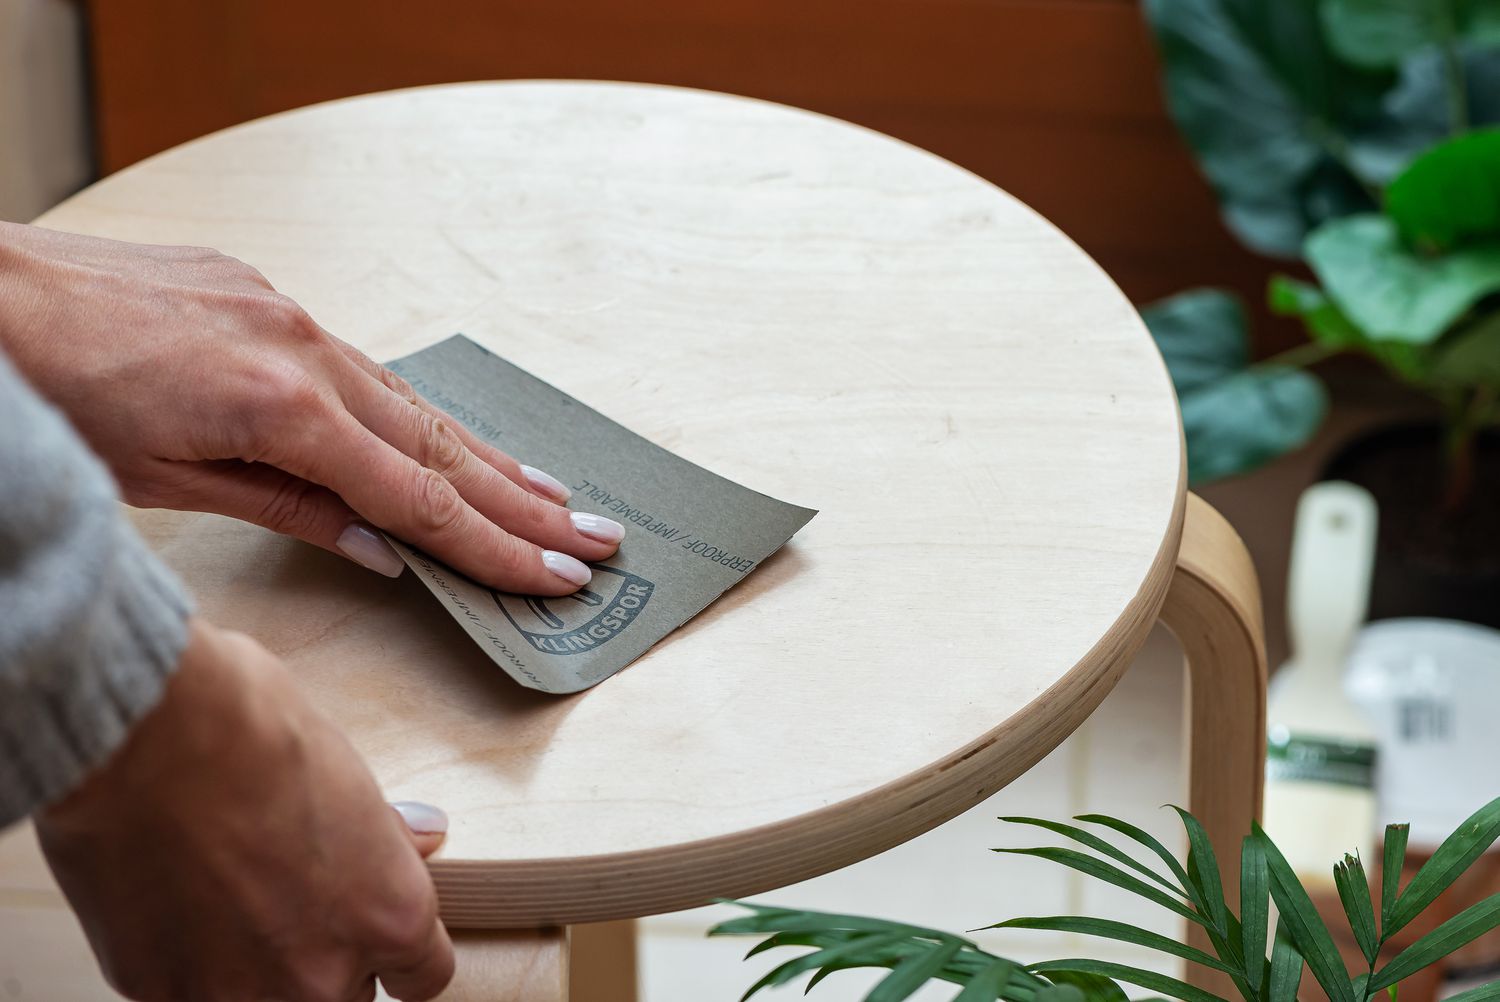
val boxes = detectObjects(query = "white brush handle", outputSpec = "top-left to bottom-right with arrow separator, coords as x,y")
1286,480 -> 1378,675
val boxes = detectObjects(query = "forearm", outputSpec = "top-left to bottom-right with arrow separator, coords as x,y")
0,221 -> 57,362
0,350 -> 192,827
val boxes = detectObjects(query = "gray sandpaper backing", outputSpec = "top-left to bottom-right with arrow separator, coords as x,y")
384,335 -> 816,694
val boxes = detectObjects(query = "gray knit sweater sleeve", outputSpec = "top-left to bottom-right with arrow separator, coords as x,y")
0,350 -> 192,827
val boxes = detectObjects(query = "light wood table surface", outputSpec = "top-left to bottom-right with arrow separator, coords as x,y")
32,82 -> 1266,1000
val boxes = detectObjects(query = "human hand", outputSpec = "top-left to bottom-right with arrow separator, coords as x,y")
0,222 -> 620,594
35,618 -> 455,1002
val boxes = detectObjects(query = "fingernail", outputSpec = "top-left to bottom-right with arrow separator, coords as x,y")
542,550 -> 592,586
391,801 -> 448,835
336,524 -> 405,578
570,511 -> 625,544
520,465 -> 571,504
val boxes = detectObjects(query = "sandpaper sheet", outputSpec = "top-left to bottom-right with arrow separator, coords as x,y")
383,335 -> 817,694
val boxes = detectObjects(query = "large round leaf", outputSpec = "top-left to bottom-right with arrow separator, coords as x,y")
1269,274 -> 1431,378
1179,369 -> 1328,484
1142,289 -> 1329,483
1386,128 -> 1500,251
1429,312 -> 1500,387
1143,0 -> 1387,257
1146,3 -> 1500,259
1139,287 -> 1248,392
1320,0 -> 1500,70
1348,46 -> 1500,184
1306,214 -> 1500,342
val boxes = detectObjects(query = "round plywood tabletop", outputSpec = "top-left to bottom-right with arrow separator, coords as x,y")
37,81 -> 1185,926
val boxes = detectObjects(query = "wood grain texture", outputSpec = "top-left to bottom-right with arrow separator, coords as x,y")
569,922 -> 637,1002
83,0 -> 1302,351
432,930 -> 567,1002
1161,494 -> 1268,995
35,82 -> 1185,926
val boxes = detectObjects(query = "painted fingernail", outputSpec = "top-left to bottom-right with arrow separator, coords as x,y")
570,511 -> 625,544
542,549 -> 592,587
520,465 -> 571,503
391,801 -> 448,835
336,524 -> 405,578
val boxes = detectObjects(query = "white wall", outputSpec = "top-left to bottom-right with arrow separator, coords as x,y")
0,0 -> 92,222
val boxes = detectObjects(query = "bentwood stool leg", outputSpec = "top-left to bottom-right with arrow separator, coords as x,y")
569,921 -> 640,1002
435,930 -> 568,1001
1159,494 -> 1269,996
436,921 -> 640,1001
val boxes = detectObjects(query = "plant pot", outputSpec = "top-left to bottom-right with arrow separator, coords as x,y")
1322,422 -> 1500,629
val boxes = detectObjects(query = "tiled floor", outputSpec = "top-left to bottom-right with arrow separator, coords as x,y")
0,626 -> 1189,1001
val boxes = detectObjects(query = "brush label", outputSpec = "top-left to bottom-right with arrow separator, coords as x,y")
1267,727 -> 1377,788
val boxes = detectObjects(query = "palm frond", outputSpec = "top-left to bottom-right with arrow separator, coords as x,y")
710,905 -> 1053,1002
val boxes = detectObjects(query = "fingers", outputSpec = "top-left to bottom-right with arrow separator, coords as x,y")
369,799 -> 453,1001
147,460 -> 408,578
391,801 -> 448,859
374,917 -> 455,1002
338,371 -> 618,560
343,978 -> 378,1002
265,409 -> 599,594
328,337 -> 572,505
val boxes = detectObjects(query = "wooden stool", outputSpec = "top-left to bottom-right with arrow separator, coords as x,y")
36,82 -> 1266,1000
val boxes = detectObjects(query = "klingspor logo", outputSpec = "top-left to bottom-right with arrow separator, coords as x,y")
493,565 -> 655,656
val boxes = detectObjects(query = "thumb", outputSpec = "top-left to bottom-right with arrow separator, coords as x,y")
391,801 -> 449,859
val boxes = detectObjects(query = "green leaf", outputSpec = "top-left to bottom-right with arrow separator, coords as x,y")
1320,0 -> 1500,69
1141,288 -> 1329,483
1174,807 -> 1230,935
1371,46 -> 1500,163
1348,44 -> 1500,189
737,932 -> 913,998
992,847 -> 1207,927
999,817 -> 1186,896
1036,986 -> 1087,1002
1269,918 -> 1305,1002
1306,214 -> 1500,343
1180,367 -> 1328,483
955,959 -> 1020,1002
745,930 -> 856,959
1372,895 -> 1500,991
1141,0 -> 1391,256
1141,289 -> 1249,393
1334,853 -> 1380,965
1030,960 -> 1229,1002
711,904 -> 970,945
1268,274 -> 1433,380
1167,808 -> 1259,1002
1388,129 -> 1500,252
1441,978 -> 1500,1002
869,939 -> 964,1002
1429,311 -> 1500,388
1241,836 -> 1270,992
1389,797 -> 1500,938
1076,814 -> 1195,895
1380,822 -> 1404,930
1252,824 -> 1356,1002
1041,970 -> 1131,1002
1269,274 -> 1366,348
985,916 -> 1236,974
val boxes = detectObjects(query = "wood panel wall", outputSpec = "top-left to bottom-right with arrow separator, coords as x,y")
83,0 -> 1299,350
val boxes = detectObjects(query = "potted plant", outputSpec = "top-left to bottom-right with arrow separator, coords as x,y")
1136,0 -> 1500,627
712,798 -> 1500,1002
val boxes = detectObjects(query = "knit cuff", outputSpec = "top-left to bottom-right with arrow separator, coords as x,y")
0,517 -> 192,826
